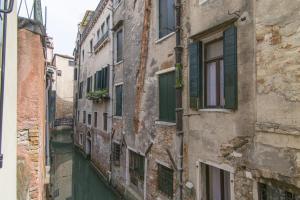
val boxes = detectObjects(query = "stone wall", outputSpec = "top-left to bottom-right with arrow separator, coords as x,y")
17,26 -> 46,200
251,0 -> 300,193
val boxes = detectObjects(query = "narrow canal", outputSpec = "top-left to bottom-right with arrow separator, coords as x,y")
50,129 -> 119,200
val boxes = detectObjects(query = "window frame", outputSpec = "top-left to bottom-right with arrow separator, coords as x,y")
197,160 -> 234,200
87,114 -> 92,125
115,28 -> 123,63
203,37 -> 224,109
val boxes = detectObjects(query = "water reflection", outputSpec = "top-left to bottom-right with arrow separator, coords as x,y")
50,130 -> 119,200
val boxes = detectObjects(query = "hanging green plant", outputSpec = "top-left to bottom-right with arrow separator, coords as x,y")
86,89 -> 109,102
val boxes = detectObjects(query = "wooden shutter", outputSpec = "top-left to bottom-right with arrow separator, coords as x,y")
189,42 -> 202,109
159,72 -> 175,122
94,73 -> 97,91
223,26 -> 237,109
97,71 -> 101,90
116,85 -> 123,116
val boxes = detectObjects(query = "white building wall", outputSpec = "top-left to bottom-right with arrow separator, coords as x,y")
0,0 -> 17,199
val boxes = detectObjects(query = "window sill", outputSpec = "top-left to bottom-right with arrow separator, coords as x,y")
114,60 -> 123,65
155,121 -> 176,126
155,32 -> 176,44
113,116 -> 123,120
198,108 -> 233,113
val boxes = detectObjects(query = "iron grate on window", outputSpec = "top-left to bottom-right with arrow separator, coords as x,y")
157,164 -> 174,198
112,142 -> 121,166
258,183 -> 299,200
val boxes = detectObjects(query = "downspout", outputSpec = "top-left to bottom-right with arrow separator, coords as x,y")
174,0 -> 183,199
109,9 -> 115,183
0,0 -> 15,169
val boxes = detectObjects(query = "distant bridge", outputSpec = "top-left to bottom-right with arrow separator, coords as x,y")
54,118 -> 74,127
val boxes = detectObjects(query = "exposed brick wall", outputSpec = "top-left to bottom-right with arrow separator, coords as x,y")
17,28 -> 46,200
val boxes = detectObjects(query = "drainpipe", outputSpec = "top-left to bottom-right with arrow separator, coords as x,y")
109,8 -> 115,184
174,0 -> 183,199
0,0 -> 15,169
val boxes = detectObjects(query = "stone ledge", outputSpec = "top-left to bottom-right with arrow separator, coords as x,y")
256,122 -> 300,136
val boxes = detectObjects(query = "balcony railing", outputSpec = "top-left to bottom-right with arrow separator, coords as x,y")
54,118 -> 74,127
94,31 -> 109,53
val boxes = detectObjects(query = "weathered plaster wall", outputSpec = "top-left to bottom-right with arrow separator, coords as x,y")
183,0 -> 256,199
250,0 -> 300,192
54,55 -> 74,119
17,28 -> 46,200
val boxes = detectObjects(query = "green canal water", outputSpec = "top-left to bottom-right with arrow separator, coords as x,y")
50,130 -> 119,200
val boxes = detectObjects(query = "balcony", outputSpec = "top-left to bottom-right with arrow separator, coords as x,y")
94,31 -> 109,53
86,89 -> 110,103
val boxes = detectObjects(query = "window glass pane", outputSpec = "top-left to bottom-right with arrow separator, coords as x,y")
116,30 -> 123,62
206,62 -> 217,106
206,40 -> 223,60
209,167 -> 221,200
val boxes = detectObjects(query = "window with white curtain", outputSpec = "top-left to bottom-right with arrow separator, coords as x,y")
205,39 -> 225,108
201,163 -> 231,200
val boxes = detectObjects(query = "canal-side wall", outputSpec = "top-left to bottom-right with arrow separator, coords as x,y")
17,19 -> 47,200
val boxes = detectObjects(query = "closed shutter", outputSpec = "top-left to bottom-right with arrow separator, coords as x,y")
115,85 -> 123,116
97,71 -> 101,90
189,42 -> 203,109
94,73 -> 97,91
223,26 -> 237,109
159,72 -> 175,122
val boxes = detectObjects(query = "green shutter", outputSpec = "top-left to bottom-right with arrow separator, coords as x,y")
94,74 -> 97,91
189,42 -> 202,110
224,26 -> 237,109
116,85 -> 123,116
159,72 -> 175,122
97,71 -> 101,90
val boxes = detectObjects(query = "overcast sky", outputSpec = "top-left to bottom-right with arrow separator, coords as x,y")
19,0 -> 99,56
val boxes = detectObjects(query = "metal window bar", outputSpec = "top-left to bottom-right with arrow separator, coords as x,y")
158,164 -> 174,198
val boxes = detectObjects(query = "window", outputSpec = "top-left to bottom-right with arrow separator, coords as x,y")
79,82 -> 84,99
116,29 -> 123,62
157,164 -> 174,198
97,29 -> 100,39
94,112 -> 98,127
129,151 -> 145,186
86,76 -> 93,93
205,39 -> 224,107
159,71 -> 175,122
258,183 -> 299,200
83,111 -> 86,124
201,163 -> 231,200
90,39 -> 93,53
189,26 -> 237,110
115,85 -> 123,116
106,15 -> 110,30
74,68 -> 77,80
69,60 -> 75,66
77,111 -> 80,122
101,23 -> 105,35
158,0 -> 175,38
94,66 -> 110,91
112,142 -> 121,165
103,112 -> 108,131
88,114 -> 92,125
57,70 -> 62,76
82,50 -> 85,62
